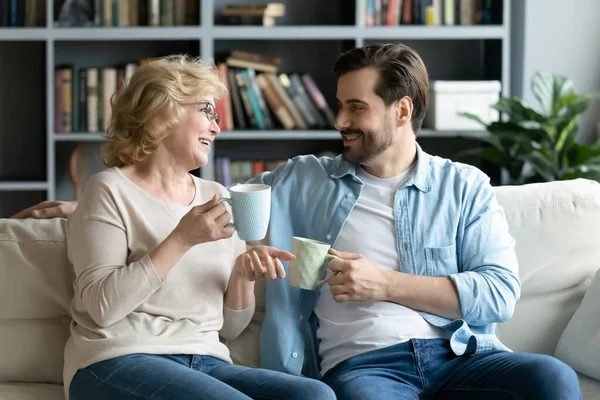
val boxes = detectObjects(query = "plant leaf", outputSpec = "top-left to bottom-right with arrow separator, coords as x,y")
458,131 -> 504,150
486,121 -> 550,144
557,93 -> 600,121
519,152 -> 556,182
531,71 -> 575,117
492,98 -> 546,123
458,112 -> 488,127
560,164 -> 600,180
554,117 -> 578,153
563,142 -> 600,166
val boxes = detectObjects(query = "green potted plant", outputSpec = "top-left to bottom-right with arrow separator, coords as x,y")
457,71 -> 600,185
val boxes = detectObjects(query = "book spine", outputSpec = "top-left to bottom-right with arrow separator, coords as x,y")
86,69 -> 99,133
61,69 -> 73,133
79,69 -> 87,132
149,0 -> 160,26
241,70 -> 266,130
227,69 -> 247,130
103,68 -> 117,132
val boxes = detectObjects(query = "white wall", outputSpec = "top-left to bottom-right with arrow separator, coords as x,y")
511,0 -> 600,142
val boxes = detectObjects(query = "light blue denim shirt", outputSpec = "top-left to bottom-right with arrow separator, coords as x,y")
247,144 -> 520,379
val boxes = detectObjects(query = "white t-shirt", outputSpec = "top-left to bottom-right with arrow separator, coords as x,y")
315,164 -> 444,376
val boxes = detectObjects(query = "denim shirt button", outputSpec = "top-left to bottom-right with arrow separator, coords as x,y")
326,234 -> 331,240
291,352 -> 298,359
298,315 -> 303,321
346,193 -> 353,199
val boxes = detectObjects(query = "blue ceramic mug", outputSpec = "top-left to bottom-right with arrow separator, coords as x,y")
219,183 -> 271,241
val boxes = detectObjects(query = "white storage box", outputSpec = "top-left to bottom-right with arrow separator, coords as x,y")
423,80 -> 501,131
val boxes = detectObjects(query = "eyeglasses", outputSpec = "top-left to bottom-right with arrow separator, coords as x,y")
182,101 -> 220,126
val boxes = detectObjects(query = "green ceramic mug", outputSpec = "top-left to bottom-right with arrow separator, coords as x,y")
288,237 -> 338,290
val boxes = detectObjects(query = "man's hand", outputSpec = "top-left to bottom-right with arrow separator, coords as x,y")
10,201 -> 79,219
327,248 -> 389,303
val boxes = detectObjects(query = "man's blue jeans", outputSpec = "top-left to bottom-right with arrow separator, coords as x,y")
322,339 -> 582,399
69,353 -> 335,400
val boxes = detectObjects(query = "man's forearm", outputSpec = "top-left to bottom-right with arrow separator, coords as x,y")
383,271 -> 462,320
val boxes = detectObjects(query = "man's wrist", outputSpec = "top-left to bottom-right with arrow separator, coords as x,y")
381,270 -> 405,303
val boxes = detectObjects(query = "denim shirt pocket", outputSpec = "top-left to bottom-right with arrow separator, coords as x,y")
424,243 -> 458,276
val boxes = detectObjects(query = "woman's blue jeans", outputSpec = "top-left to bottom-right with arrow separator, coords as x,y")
69,353 -> 335,400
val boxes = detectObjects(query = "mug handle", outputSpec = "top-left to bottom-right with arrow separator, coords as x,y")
217,198 -> 237,230
316,254 -> 339,287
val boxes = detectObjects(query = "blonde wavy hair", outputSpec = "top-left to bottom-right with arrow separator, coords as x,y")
102,54 -> 227,168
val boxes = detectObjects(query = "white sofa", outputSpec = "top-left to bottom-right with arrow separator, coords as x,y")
1,178 -> 600,399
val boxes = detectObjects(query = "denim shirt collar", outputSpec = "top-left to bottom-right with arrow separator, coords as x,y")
329,142 -> 432,192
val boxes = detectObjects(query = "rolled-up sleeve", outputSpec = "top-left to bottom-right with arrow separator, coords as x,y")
449,177 -> 521,326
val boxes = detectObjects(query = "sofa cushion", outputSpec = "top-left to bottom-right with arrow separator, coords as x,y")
579,373 -> 600,400
0,218 -> 73,384
494,179 -> 600,355
555,269 -> 600,380
0,383 -> 63,400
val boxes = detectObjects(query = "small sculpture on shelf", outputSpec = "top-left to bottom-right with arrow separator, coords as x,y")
55,0 -> 94,27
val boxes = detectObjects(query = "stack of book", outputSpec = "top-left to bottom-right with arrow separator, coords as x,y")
54,62 -> 141,133
54,50 -> 337,134
215,50 -> 336,132
361,0 -> 500,26
54,0 -> 199,27
217,3 -> 285,26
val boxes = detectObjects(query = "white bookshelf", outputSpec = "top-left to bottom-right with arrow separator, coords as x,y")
0,0 -> 511,216
0,182 -> 49,191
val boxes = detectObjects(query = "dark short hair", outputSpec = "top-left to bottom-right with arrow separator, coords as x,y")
333,43 -> 429,132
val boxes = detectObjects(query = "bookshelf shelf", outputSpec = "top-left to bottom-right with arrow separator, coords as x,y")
56,131 -> 341,141
359,25 -> 507,40
53,129 -> 470,142
0,0 -> 513,216
0,28 -> 48,40
0,26 -> 508,42
51,27 -> 204,41
212,26 -> 359,40
212,26 -> 507,41
54,133 -> 105,141
0,182 -> 49,191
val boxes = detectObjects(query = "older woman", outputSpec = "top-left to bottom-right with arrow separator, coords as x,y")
44,55 -> 335,400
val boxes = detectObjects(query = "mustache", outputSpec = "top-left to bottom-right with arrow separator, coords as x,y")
341,129 -> 364,136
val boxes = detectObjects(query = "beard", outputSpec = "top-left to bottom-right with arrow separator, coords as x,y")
341,123 -> 394,164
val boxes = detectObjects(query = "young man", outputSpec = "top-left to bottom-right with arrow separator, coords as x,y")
14,44 -> 581,399
245,43 -> 581,399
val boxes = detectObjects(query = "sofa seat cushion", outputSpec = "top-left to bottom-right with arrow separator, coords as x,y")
0,383 -> 63,400
555,269 -> 600,380
579,373 -> 600,400
493,179 -> 600,355
0,218 -> 74,384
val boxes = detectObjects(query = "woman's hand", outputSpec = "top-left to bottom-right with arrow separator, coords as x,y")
233,245 -> 296,281
172,195 -> 235,248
